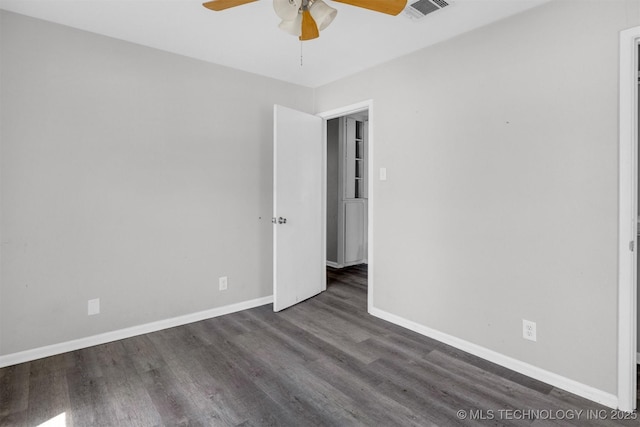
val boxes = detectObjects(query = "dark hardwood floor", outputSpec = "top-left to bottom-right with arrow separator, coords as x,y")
2,264 -> 639,426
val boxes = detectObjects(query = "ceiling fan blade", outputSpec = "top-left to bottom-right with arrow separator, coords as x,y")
300,10 -> 320,41
202,0 -> 258,11
331,0 -> 407,15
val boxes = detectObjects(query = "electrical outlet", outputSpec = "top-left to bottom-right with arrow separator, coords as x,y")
523,319 -> 536,342
219,276 -> 228,291
88,298 -> 100,316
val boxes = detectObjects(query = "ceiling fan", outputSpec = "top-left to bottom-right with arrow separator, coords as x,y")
202,0 -> 408,41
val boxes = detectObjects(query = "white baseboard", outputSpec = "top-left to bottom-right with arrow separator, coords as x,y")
0,295 -> 274,369
369,306 -> 619,410
326,261 -> 369,269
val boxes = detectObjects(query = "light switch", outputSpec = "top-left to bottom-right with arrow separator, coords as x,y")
88,298 -> 100,315
379,167 -> 387,181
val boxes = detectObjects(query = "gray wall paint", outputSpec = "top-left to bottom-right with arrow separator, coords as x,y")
326,118 -> 340,263
0,11 -> 313,355
2,0 -> 638,399
315,0 -> 639,394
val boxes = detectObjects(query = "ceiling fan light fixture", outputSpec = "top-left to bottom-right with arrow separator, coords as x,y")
299,9 -> 320,40
308,0 -> 337,31
278,13 -> 303,36
273,0 -> 302,20
203,0 -> 406,41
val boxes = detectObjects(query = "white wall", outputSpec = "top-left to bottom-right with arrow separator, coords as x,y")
315,0 -> 640,395
0,11 -> 313,356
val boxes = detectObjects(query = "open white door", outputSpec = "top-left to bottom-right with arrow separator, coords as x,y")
273,105 -> 324,312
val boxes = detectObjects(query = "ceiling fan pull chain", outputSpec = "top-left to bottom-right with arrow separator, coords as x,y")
300,40 -> 303,66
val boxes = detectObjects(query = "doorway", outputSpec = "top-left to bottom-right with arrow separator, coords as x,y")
319,100 -> 374,313
326,113 -> 368,268
618,27 -> 640,412
637,43 -> 640,412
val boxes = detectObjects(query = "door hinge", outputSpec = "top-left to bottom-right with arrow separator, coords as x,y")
630,241 -> 635,252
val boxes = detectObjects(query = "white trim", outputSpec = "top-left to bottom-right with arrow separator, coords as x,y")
618,26 -> 640,413
0,295 -> 273,369
343,260 -> 364,268
318,101 -> 373,120
322,117 -> 328,292
326,261 -> 343,268
318,100 -> 374,313
273,105 -> 280,311
370,307 -> 618,409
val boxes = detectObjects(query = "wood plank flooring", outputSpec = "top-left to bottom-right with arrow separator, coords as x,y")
2,264 -> 640,426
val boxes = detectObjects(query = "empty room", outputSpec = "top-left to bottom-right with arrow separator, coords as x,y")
2,0 -> 640,425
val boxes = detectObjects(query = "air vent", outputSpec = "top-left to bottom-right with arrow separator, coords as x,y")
404,0 -> 452,20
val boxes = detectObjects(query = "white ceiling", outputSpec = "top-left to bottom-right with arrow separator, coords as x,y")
0,0 -> 549,87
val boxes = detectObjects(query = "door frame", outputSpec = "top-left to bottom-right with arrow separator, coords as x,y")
318,100 -> 374,312
618,26 -> 640,413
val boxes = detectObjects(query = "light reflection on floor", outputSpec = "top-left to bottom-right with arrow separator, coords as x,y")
37,412 -> 66,427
